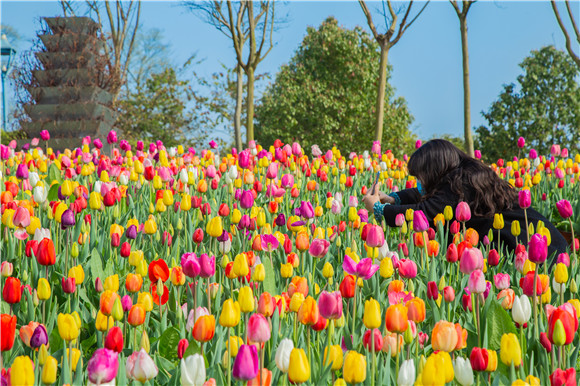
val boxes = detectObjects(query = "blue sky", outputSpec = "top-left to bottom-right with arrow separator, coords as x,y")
1,0 -> 571,142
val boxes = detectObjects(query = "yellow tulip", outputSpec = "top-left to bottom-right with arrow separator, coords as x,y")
68,265 -> 85,285
233,254 -> 249,277
95,310 -> 114,332
288,348 -> 310,384
37,278 -> 51,300
554,263 -> 568,284
11,356 -> 35,386
219,299 -> 241,327
104,274 -> 119,292
57,313 -> 80,341
363,298 -> 381,329
252,264 -> 265,282
238,286 -> 254,313
323,344 -> 343,371
137,292 -> 154,312
281,263 -> 293,278
342,351 -> 366,384
500,333 -> 522,367
206,216 -> 223,238
66,348 -> 81,371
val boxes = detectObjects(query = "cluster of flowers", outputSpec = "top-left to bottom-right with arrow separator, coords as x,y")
0,132 -> 578,385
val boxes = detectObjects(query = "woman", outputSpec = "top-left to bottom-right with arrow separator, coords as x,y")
363,139 -> 568,262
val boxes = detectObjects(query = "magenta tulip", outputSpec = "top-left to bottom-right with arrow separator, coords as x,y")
298,201 -> 314,219
247,313 -> 271,343
518,189 -> 531,209
40,130 -> 50,141
232,344 -> 259,380
366,225 -> 385,248
517,137 -> 525,148
556,199 -> 573,219
317,291 -> 343,320
198,254 -> 215,278
413,210 -> 429,232
281,174 -> 294,189
456,201 -> 471,222
343,255 -> 379,280
528,233 -> 548,263
459,247 -> 484,274
87,348 -> 119,384
240,190 -> 254,209
181,252 -> 201,278
261,234 -> 280,252
309,238 -> 330,258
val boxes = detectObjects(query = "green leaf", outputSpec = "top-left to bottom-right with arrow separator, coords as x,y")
159,327 -> 181,360
262,256 -> 276,295
486,300 -> 517,351
89,248 -> 104,283
48,163 -> 63,184
47,184 -> 60,202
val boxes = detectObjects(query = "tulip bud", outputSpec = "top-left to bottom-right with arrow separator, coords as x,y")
140,331 -> 150,353
32,289 -> 39,306
39,344 -> 49,365
570,278 -> 578,293
112,297 -> 124,321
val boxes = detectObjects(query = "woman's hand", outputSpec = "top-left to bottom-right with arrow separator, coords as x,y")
379,191 -> 395,204
363,182 -> 382,213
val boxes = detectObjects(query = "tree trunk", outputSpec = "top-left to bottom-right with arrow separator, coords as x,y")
375,44 -> 389,143
459,16 -> 474,157
246,66 -> 255,147
234,64 -> 244,150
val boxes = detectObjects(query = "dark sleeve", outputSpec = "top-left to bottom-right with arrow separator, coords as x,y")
391,188 -> 422,205
382,189 -> 454,228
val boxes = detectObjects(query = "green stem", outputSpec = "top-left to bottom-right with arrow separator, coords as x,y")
533,269 -> 539,340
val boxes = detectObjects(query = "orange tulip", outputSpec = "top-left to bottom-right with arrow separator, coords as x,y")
413,232 -> 426,247
431,320 -> 458,352
454,323 -> 468,351
19,321 -> 40,348
298,296 -> 319,325
125,273 -> 143,293
192,315 -> 216,342
385,304 -> 408,333
288,277 -> 308,297
405,298 -> 426,323
295,232 -> 310,252
128,304 -> 146,326
387,280 -> 404,293
100,290 -> 120,316
427,240 -> 440,257
465,228 -> 479,246
258,292 -> 275,318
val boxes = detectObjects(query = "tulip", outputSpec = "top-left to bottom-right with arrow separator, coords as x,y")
499,333 -> 522,367
427,281 -> 439,300
453,357 -> 474,386
1,313 -> 16,351
87,348 -> 119,384
548,306 -> 577,346
343,255 -> 379,280
528,233 -> 548,263
30,324 -> 48,349
181,354 -> 206,386
467,270 -> 486,294
385,304 -> 408,333
550,368 -> 577,386
42,355 -> 58,384
57,313 -> 80,341
105,326 -> 124,353
11,356 -> 35,386
233,344 -> 259,381
323,344 -> 343,371
298,296 -> 319,325
126,348 -> 158,383
398,259 -> 417,278
318,291 -> 343,320
288,348 -> 310,384
248,313 -> 271,343
431,320 -> 458,352
470,347 -> 489,372
219,299 -> 241,327
556,199 -> 573,219
274,338 -> 294,374
309,238 -> 330,258
342,351 -> 366,384
363,298 -> 381,329
456,201 -> 471,222
148,259 -> 170,282
459,247 -> 483,274
518,189 -> 531,209
422,351 -> 454,385
192,315 -> 216,342
406,297 -> 426,323
413,210 -> 429,232
398,359 -> 416,386
363,329 -> 383,352
128,304 -> 147,326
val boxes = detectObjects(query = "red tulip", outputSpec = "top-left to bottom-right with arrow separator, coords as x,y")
550,368 -> 576,386
339,275 -> 356,299
519,271 -> 543,296
363,329 -> 383,352
61,277 -> 76,294
469,347 -> 489,371
105,326 -> 124,353
25,240 -> 39,258
548,307 -> 578,346
36,238 -> 56,266
1,313 -> 16,351
178,338 -> 189,359
120,242 -> 131,258
427,281 -> 439,300
2,277 -> 21,304
148,259 -> 170,283
192,228 -> 204,245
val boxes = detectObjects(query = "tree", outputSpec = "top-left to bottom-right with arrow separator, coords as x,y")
255,17 -> 415,155
450,0 -> 476,157
181,1 -> 250,151
125,28 -> 171,93
550,0 -> 580,69
116,67 -> 208,148
475,46 -> 580,162
358,0 -> 429,143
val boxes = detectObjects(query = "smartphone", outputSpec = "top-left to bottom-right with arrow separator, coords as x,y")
372,171 -> 380,195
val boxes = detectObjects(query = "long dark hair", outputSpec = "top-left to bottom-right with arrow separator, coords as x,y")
407,139 -> 518,217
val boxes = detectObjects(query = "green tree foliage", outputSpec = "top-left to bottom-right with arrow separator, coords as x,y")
116,67 -> 210,148
255,17 -> 415,155
476,46 -> 580,162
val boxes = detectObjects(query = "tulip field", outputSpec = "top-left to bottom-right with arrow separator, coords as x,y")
1,133 -> 579,386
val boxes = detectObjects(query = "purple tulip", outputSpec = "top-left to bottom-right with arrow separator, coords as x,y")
238,214 -> 251,229
87,348 -> 119,384
60,209 -> 76,229
16,164 -> 29,179
126,225 -> 138,240
239,190 -> 254,209
275,214 -> 286,227
30,324 -> 48,348
198,254 -> 215,278
318,291 -> 343,320
358,209 -> 368,223
181,252 -> 201,278
309,238 -> 330,258
528,233 -> 548,264
299,201 -> 314,219
343,255 -> 379,280
232,344 -> 259,380
556,199 -> 573,219
412,210 -> 429,232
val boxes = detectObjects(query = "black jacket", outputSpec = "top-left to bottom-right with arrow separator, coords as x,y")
382,186 -> 568,263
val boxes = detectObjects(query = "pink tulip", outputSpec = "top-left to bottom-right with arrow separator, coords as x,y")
363,328 -> 383,352
415,140 -> 422,149
239,190 -> 254,209
366,225 -> 385,248
247,313 -> 271,343
261,234 -> 279,252
348,196 -> 358,207
515,249 -> 528,273
474,150 -> 482,159
13,207 -> 31,228
309,238 -> 330,258
87,348 -> 119,384
456,202 -> 471,222
107,130 -> 118,144
518,189 -> 531,209
528,233 -> 548,263
181,253 -> 201,278
561,148 -> 569,158
517,137 -> 525,148
16,164 -> 29,179
468,270 -> 486,294
238,150 -> 251,169
206,165 -> 217,179
318,291 -> 343,320
198,254 -> 215,278
556,199 -> 573,219
550,144 -> 561,157
325,150 -> 333,161
529,149 -> 537,159
557,253 -> 570,267
232,345 -> 259,381
311,145 -> 322,157
371,141 -> 381,155
40,130 -> 50,141
281,174 -> 294,189
331,199 -> 342,215
413,210 -> 429,232
94,138 -> 103,149
494,273 -> 510,290
292,142 -> 302,156
398,259 -> 417,279
343,255 -> 379,280
459,247 -> 484,274
443,286 -> 455,302
266,162 -> 279,179
394,213 -> 405,227
298,201 -> 314,219
209,140 -> 217,149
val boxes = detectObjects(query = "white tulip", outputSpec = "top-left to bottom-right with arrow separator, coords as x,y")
180,169 -> 189,184
364,158 -> 371,169
380,161 -> 387,171
119,173 -> 129,186
33,185 -> 48,204
398,359 -> 416,386
126,349 -> 158,383
181,354 -> 206,386
552,276 -> 566,294
512,295 -> 531,324
228,165 -> 238,180
29,171 -> 40,187
219,238 -> 232,254
34,228 -> 51,241
93,180 -> 103,194
453,357 -> 474,386
362,150 -> 369,159
275,338 -> 294,373
168,147 -> 177,157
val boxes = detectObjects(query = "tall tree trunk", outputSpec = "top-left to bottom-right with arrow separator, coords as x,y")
234,64 -> 244,150
459,16 -> 474,156
375,44 -> 389,142
246,66 -> 255,147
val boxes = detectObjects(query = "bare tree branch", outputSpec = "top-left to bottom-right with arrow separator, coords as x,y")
551,0 -> 580,68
